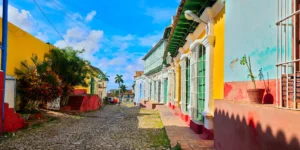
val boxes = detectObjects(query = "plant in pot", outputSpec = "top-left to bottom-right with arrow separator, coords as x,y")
240,55 -> 265,104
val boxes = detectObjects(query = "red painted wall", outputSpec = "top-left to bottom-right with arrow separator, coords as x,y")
224,80 -> 277,104
73,89 -> 87,95
0,72 -> 26,132
68,95 -> 101,112
214,100 -> 300,150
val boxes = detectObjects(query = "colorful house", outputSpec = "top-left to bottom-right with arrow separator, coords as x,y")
214,0 -> 300,149
164,0 -> 225,139
0,18 -> 53,132
134,27 -> 172,105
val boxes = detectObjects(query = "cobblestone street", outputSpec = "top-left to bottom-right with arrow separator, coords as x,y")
0,105 -> 170,150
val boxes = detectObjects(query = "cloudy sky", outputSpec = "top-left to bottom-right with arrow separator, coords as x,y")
2,0 -> 179,90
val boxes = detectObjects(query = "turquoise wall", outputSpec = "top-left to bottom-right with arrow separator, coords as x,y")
224,0 -> 278,82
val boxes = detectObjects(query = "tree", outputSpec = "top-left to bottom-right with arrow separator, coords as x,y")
115,74 -> 124,103
132,81 -> 135,90
113,90 -> 119,97
100,73 -> 110,81
120,84 -> 127,102
44,47 -> 102,105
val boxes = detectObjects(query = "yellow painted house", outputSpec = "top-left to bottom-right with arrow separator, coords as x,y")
164,0 -> 225,139
0,18 -> 102,95
0,18 -> 51,76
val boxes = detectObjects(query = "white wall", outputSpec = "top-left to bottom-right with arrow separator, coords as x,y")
5,76 -> 16,109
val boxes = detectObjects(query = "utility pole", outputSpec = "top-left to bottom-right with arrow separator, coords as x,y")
1,0 -> 8,134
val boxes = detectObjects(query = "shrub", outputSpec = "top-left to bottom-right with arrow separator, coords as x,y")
103,97 -> 109,105
15,55 -> 62,112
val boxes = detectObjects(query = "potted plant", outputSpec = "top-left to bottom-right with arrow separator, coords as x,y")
240,55 -> 265,104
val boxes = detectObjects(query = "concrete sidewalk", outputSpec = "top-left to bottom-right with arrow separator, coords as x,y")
157,105 -> 214,150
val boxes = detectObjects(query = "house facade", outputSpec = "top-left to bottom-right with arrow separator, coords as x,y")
134,27 -> 172,105
214,0 -> 300,149
135,0 -> 300,148
162,0 -> 225,139
0,18 -> 53,132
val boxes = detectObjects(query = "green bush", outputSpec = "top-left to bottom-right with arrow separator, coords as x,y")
103,97 -> 109,105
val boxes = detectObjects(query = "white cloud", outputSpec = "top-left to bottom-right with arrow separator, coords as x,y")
72,12 -> 83,21
36,32 -> 48,42
0,4 -> 35,32
85,10 -> 96,22
138,33 -> 162,47
145,7 -> 175,23
54,26 -> 104,62
113,34 -> 135,41
112,34 -> 135,51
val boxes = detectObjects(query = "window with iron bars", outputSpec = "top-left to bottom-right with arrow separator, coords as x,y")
276,0 -> 300,110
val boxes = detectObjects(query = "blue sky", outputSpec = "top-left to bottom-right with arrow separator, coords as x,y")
2,0 -> 180,90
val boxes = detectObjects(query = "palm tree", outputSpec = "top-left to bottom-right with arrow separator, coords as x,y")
100,73 -> 110,81
132,81 -> 135,90
120,84 -> 127,102
115,74 -> 124,103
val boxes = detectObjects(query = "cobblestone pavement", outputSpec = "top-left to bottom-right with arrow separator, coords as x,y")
0,105 -> 170,150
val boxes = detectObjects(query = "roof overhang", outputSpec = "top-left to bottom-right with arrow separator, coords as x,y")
164,0 -> 217,58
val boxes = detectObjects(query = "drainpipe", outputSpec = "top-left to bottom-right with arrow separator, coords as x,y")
1,0 -> 8,134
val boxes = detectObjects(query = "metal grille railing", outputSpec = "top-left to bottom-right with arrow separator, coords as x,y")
276,0 -> 300,110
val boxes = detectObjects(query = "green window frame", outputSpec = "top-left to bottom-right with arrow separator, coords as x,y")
197,45 -> 206,122
164,79 -> 168,104
90,78 -> 95,94
158,81 -> 161,102
186,58 -> 190,112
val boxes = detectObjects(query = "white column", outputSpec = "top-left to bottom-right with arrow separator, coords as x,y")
187,53 -> 193,117
190,46 -> 198,121
179,59 -> 186,113
203,11 -> 215,129
167,70 -> 173,104
160,74 -> 164,103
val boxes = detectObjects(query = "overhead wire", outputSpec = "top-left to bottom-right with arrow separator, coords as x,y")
47,0 -> 119,48
55,0 -> 132,35
32,0 -> 68,46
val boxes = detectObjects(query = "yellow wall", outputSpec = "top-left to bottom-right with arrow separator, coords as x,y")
175,61 -> 181,106
179,7 -> 225,100
0,19 -> 50,76
74,77 -> 91,94
213,7 -> 225,99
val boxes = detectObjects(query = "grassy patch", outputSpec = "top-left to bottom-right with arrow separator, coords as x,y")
138,108 -> 171,148
172,142 -> 182,150
31,122 -> 44,129
70,115 -> 84,119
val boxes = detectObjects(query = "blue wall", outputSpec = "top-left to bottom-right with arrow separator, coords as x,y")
225,0 -> 277,82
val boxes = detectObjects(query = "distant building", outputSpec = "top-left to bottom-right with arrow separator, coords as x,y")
134,71 -> 144,78
108,89 -> 118,93
122,90 -> 134,102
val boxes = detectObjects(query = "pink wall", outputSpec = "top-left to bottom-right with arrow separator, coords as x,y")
224,80 -> 277,104
214,100 -> 300,150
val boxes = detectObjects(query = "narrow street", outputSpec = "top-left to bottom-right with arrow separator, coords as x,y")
0,105 -> 170,150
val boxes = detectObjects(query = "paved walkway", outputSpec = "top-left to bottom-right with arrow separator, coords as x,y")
157,105 -> 214,150
0,105 -> 170,150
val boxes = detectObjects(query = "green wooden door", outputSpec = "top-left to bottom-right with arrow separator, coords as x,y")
163,79 -> 168,104
90,78 -> 95,94
158,81 -> 161,102
197,45 -> 206,122
186,59 -> 190,112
